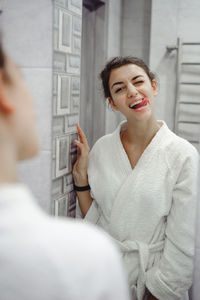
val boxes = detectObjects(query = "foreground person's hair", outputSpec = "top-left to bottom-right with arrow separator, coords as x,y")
0,38 -> 11,83
0,40 -> 5,69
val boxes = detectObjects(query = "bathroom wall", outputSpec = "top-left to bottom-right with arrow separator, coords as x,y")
150,2 -> 200,298
80,0 -> 123,147
104,0 -> 124,134
149,0 -> 178,130
1,0 -> 53,213
52,0 -> 82,217
1,0 -> 82,218
150,0 -> 200,150
121,0 -> 152,64
80,3 -> 106,148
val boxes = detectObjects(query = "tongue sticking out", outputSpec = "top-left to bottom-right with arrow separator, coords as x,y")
133,98 -> 148,109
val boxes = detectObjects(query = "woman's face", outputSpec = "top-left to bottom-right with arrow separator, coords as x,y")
108,64 -> 157,122
1,58 -> 39,160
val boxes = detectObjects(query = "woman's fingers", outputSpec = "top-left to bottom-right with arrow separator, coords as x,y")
77,125 -> 87,145
73,127 -> 89,182
73,142 -> 88,173
76,125 -> 89,149
75,139 -> 89,157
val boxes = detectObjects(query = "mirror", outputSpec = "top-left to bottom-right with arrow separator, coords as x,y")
79,1 -> 200,299
81,0 -> 200,150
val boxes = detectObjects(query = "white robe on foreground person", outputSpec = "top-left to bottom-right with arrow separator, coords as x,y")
0,184 -> 130,300
77,120 -> 199,300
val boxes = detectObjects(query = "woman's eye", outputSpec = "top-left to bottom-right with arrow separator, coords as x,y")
134,81 -> 144,85
115,87 -> 124,93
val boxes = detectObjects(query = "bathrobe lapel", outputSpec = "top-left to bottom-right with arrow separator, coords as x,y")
109,121 -> 166,235
107,122 -> 167,300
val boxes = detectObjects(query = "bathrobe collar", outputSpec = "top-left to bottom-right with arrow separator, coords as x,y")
114,120 -> 168,175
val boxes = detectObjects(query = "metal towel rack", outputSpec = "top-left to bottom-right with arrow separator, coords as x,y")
167,38 -> 200,150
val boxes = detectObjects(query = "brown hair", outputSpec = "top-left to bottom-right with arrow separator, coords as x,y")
100,56 -> 156,99
0,40 -> 5,69
0,39 -> 11,83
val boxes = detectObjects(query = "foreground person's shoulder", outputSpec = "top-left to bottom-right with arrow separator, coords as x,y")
49,218 -> 130,300
51,217 -> 120,257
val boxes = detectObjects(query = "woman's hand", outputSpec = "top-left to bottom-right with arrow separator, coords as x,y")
72,125 -> 90,186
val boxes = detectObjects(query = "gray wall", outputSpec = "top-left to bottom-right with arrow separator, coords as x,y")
80,4 -> 106,148
149,0 -> 200,148
1,0 -> 53,213
121,0 -> 152,64
105,0 -> 124,134
149,0 -> 181,130
80,0 -> 123,147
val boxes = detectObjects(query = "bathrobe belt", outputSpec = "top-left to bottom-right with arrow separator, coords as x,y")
113,238 -> 165,300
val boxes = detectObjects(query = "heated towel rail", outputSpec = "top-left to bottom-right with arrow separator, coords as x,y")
167,38 -> 200,151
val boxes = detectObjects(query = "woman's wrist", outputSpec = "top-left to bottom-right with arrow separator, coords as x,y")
74,183 -> 90,191
73,174 -> 88,186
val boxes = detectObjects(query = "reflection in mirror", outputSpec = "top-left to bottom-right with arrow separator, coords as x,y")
76,1 -> 200,300
81,0 -> 200,150
80,0 -> 124,147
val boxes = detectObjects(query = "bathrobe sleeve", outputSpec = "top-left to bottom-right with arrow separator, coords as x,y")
75,193 -> 101,223
146,146 -> 199,300
80,139 -> 105,225
75,138 -> 102,223
75,187 -> 101,223
84,197 -> 101,223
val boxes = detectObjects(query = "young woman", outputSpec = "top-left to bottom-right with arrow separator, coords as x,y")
0,43 -> 130,300
73,57 -> 199,300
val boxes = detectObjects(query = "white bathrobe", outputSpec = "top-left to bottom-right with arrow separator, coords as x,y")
0,184 -> 130,300
81,120 -> 199,300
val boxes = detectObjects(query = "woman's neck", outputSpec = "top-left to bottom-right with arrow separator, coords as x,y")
122,116 -> 161,149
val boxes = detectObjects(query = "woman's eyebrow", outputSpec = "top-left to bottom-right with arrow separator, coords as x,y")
111,75 -> 144,89
132,75 -> 144,81
111,81 -> 124,89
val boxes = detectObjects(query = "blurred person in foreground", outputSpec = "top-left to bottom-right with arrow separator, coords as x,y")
0,40 -> 130,300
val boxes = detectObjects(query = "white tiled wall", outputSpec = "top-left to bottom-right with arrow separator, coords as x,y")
1,0 -> 53,213
149,0 -> 180,130
52,0 -> 82,218
149,0 -> 200,133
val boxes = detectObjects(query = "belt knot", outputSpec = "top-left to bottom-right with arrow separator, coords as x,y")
113,238 -> 164,300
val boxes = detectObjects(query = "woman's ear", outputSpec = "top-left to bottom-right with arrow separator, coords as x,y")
152,80 -> 158,96
0,71 -> 14,114
107,97 -> 119,111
